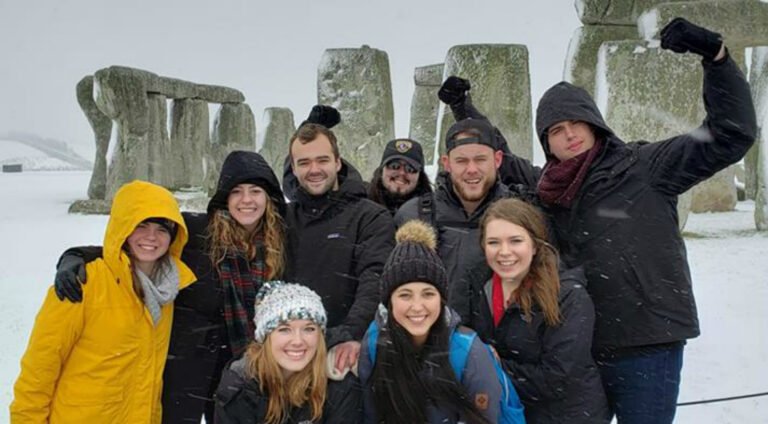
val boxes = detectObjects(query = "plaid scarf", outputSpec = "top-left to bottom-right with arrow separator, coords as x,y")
218,237 -> 268,357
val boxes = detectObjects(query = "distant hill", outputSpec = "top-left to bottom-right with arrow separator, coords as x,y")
0,132 -> 92,171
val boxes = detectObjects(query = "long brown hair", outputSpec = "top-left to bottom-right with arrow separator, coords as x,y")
208,195 -> 285,279
480,198 -> 561,326
243,333 -> 328,424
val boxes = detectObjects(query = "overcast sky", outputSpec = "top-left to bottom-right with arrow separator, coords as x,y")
0,0 -> 582,162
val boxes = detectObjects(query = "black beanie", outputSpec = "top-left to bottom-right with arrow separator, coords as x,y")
381,220 -> 447,304
143,217 -> 178,241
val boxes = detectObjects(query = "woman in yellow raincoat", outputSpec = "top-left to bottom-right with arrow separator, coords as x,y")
10,180 -> 196,424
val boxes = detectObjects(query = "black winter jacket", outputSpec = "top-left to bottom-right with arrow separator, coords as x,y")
534,55 -> 757,351
454,263 -> 609,423
394,174 -> 522,291
214,356 -> 363,424
284,164 -> 395,346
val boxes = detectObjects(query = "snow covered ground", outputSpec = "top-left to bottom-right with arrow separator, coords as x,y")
1,171 -> 766,423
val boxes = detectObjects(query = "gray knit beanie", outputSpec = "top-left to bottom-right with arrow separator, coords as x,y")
380,220 -> 448,304
253,281 -> 327,343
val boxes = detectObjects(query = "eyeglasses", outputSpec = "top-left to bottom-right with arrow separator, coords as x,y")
385,160 -> 419,174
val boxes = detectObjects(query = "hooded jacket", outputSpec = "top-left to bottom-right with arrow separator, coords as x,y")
214,356 -> 363,424
535,55 -> 756,351
454,263 -> 609,423
284,161 -> 395,346
11,181 -> 196,424
357,308 -> 503,424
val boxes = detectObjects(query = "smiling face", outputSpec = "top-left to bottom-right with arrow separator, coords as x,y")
441,141 -> 502,213
483,218 -> 536,286
291,134 -> 342,196
390,282 -> 442,347
227,183 -> 268,232
268,319 -> 321,379
126,220 -> 172,276
546,120 -> 596,161
381,159 -> 419,196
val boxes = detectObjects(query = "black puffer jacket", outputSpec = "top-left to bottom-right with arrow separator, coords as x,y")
454,263 -> 609,423
394,174 -> 524,292
284,163 -> 395,346
214,356 -> 363,424
536,55 -> 756,351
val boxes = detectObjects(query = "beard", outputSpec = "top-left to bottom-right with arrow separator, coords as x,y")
451,173 -> 495,203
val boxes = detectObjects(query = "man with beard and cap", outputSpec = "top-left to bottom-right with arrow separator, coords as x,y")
394,115 -> 532,296
283,106 -> 395,377
367,138 -> 433,215
445,18 -> 757,423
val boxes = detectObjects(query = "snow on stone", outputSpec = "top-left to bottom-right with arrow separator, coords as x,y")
256,108 -> 272,152
563,27 -> 583,81
638,9 -> 659,41
594,43 -> 611,117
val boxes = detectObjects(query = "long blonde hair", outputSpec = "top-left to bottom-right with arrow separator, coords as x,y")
208,195 -> 285,279
480,198 -> 562,326
243,334 -> 328,424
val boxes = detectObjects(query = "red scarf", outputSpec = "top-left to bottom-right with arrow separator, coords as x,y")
537,139 -> 603,208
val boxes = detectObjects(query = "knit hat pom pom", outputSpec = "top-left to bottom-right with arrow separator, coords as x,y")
395,220 -> 437,250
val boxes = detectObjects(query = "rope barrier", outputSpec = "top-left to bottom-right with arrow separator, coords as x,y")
677,391 -> 768,406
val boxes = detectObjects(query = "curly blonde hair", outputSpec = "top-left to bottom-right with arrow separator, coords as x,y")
208,195 -> 285,279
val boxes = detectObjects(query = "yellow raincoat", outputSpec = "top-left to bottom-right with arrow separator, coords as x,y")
10,181 -> 196,424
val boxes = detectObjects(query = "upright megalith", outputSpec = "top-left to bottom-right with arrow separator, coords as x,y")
409,64 -> 443,164
206,104 -> 257,194
596,41 -> 709,227
438,44 -> 533,161
170,99 -> 209,189
564,25 -> 638,97
257,107 -> 295,182
753,47 -> 768,230
76,76 -> 112,200
146,94 -> 171,187
317,45 -> 395,180
747,47 -> 768,201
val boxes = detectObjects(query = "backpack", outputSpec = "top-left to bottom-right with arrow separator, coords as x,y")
364,321 -> 526,424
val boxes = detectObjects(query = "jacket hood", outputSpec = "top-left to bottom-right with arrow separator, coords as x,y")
535,81 -> 614,157
207,151 -> 286,217
104,180 -> 189,280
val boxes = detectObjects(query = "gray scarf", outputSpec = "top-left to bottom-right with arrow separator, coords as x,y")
137,261 -> 180,325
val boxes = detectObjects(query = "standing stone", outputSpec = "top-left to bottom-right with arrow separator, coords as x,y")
76,76 -> 112,200
747,47 -> 768,201
170,99 -> 209,189
317,45 -> 395,180
438,44 -> 533,161
409,64 -> 443,165
94,67 -> 152,199
638,1 -> 768,48
147,94 -> 172,187
596,41 -> 708,227
753,47 -> 768,230
205,103 -> 257,195
257,107 -> 295,183
564,25 -> 638,97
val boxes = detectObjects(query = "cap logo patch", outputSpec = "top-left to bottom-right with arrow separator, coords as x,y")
395,140 -> 412,153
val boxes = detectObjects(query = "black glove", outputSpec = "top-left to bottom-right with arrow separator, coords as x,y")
438,76 -> 471,106
54,253 -> 87,302
660,17 -> 723,61
301,105 -> 341,129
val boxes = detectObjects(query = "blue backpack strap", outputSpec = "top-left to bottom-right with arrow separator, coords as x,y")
366,320 -> 379,364
448,327 -> 477,382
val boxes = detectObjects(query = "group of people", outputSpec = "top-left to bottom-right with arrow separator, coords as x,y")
9,17 -> 757,424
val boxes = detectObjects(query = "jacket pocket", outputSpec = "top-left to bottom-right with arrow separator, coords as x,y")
57,381 -> 124,406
